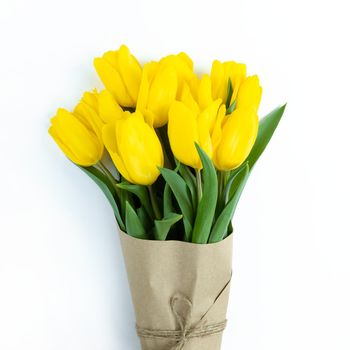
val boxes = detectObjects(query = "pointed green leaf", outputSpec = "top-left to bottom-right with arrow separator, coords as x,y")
226,100 -> 236,115
154,213 -> 183,240
78,165 -> 125,231
117,182 -> 153,218
209,163 -> 249,243
226,78 -> 233,108
163,183 -> 174,217
137,206 -> 153,231
247,104 -> 286,169
191,144 -> 218,244
178,163 -> 197,211
159,167 -> 193,241
125,202 -> 148,239
224,161 -> 248,202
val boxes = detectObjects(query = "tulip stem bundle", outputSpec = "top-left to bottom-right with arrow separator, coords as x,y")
49,44 -> 286,244
148,186 -> 162,220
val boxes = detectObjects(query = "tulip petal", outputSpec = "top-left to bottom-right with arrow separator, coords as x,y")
102,123 -> 133,183
98,90 -> 124,123
210,60 -> 225,100
117,45 -> 142,103
94,56 -> 134,107
197,74 -> 213,110
50,108 -> 103,166
180,83 -> 200,114
168,101 -> 200,168
74,101 -> 104,140
147,65 -> 177,127
214,107 -> 259,170
236,75 -> 262,112
177,52 -> 193,70
117,111 -> 163,185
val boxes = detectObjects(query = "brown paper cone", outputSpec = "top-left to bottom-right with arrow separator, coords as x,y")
119,230 -> 233,350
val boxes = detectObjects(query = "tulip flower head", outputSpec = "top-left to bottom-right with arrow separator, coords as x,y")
49,107 -> 104,167
212,106 -> 259,171
94,45 -> 142,108
236,75 -> 262,112
168,94 -> 222,169
210,60 -> 246,106
136,61 -> 178,128
102,111 -> 164,185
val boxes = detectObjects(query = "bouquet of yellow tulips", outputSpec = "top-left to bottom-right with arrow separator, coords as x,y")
49,44 -> 285,350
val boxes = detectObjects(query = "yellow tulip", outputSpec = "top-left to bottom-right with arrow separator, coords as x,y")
74,91 -> 104,138
213,106 -> 259,171
236,75 -> 262,112
188,74 -> 214,110
159,52 -> 194,98
136,61 -> 177,128
98,89 -> 124,123
49,108 -> 103,166
210,60 -> 246,105
102,111 -> 164,185
168,98 -> 222,169
94,45 -> 142,108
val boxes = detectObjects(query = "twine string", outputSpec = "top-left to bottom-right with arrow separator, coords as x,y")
136,276 -> 231,349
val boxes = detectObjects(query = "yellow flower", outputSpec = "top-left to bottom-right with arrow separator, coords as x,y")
136,61 -> 178,128
74,90 -> 104,137
98,89 -> 124,123
94,45 -> 142,108
102,111 -> 164,185
159,52 -> 194,98
236,75 -> 262,112
49,108 -> 103,166
168,98 -> 222,169
212,106 -> 259,171
210,60 -> 246,105
188,74 -> 214,110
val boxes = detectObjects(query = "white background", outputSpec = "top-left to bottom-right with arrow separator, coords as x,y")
0,0 -> 349,349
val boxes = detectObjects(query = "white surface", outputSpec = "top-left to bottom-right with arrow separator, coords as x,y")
0,0 -> 349,349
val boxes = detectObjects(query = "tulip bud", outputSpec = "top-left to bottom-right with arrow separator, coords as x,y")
49,108 -> 103,166
236,75 -> 262,112
213,107 -> 259,171
210,60 -> 246,105
74,91 -> 104,138
98,89 -> 124,124
102,111 -> 163,185
168,99 -> 221,169
136,62 -> 177,128
159,52 -> 194,98
94,45 -> 142,108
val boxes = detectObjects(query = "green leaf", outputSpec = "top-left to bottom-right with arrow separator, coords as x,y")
209,163 -> 249,243
226,100 -> 236,115
191,144 -> 218,244
125,202 -> 148,239
154,213 -> 183,240
226,78 -> 233,108
78,165 -> 125,231
137,206 -> 153,231
163,183 -> 174,217
117,182 -> 153,218
159,167 -> 193,241
247,104 -> 286,169
178,163 -> 197,211
224,161 -> 248,202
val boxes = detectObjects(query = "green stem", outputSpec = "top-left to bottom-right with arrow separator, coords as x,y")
98,161 -> 119,182
148,186 -> 161,220
196,169 -> 202,203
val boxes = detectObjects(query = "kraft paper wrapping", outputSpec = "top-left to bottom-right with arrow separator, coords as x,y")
119,230 -> 233,350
